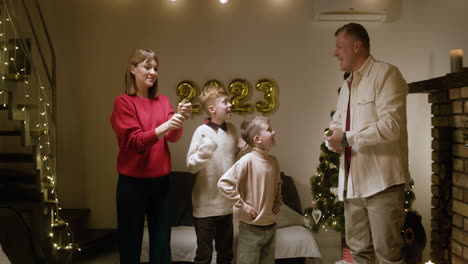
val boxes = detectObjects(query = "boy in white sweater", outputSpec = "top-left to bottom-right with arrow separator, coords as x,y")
187,85 -> 245,264
218,116 -> 282,264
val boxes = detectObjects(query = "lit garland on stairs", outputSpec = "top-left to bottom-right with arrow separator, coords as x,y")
0,1 -> 79,256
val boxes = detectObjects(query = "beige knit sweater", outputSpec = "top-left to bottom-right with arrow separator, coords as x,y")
218,148 -> 282,226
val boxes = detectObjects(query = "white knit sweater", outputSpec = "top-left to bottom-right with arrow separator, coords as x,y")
187,123 -> 240,218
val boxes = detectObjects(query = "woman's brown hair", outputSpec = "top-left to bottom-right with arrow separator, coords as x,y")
125,48 -> 159,98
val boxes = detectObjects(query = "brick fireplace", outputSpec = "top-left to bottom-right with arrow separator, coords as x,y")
408,69 -> 468,264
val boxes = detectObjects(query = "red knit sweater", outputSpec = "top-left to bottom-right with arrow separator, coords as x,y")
110,94 -> 183,178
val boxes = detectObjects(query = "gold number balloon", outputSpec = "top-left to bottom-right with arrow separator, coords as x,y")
176,80 -> 199,113
203,79 -> 224,91
228,79 -> 251,113
255,79 -> 277,114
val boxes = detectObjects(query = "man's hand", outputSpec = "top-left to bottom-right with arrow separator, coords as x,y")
324,127 -> 345,153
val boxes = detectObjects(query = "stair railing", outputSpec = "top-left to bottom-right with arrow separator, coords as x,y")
4,0 -> 56,119
21,0 -> 55,104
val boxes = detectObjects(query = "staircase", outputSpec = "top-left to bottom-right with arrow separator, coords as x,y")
0,0 -> 116,262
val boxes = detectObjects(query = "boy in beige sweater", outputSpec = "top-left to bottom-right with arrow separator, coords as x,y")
218,116 -> 282,264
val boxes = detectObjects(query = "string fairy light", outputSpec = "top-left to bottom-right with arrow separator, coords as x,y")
0,4 -> 6,107
0,0 -> 79,257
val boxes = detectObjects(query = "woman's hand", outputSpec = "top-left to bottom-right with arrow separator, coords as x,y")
155,114 -> 184,138
178,101 -> 192,119
166,113 -> 184,130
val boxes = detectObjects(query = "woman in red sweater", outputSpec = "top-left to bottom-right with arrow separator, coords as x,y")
110,48 -> 191,264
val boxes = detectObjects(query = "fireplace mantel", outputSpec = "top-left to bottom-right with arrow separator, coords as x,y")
409,69 -> 468,93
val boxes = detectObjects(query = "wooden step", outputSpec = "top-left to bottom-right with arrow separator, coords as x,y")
0,162 -> 36,173
16,104 -> 39,110
0,168 -> 37,184
0,103 -> 39,110
4,74 -> 27,82
0,185 -> 42,202
0,168 -> 40,203
0,132 -> 33,148
0,153 -> 34,163
0,168 -> 40,200
0,128 -> 47,137
0,130 -> 21,136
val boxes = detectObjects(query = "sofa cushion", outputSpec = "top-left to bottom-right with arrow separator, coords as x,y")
280,172 -> 302,214
276,205 -> 304,228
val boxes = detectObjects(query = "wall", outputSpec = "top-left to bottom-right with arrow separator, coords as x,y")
41,0 -> 468,261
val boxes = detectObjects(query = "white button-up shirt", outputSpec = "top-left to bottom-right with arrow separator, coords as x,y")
330,55 -> 410,200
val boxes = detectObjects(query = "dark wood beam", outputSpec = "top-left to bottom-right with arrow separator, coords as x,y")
409,68 -> 468,93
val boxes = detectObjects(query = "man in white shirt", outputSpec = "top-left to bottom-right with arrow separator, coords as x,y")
325,23 -> 409,264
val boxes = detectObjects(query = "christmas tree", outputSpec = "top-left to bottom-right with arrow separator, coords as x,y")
303,72 -> 349,233
304,141 -> 344,232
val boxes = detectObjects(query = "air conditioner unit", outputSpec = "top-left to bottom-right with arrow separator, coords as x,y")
314,0 -> 390,22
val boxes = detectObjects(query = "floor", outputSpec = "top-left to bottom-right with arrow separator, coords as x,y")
75,252 -> 341,264
73,230 -> 342,264
74,250 -> 119,264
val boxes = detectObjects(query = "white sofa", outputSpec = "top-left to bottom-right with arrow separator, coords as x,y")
140,172 -> 322,263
